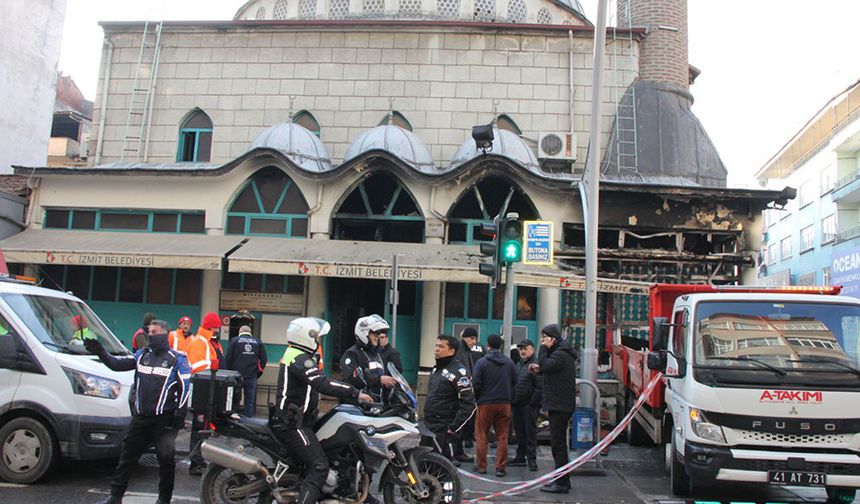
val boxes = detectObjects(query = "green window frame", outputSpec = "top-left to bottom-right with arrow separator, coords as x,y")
43,209 -> 205,234
226,167 -> 310,238
177,109 -> 213,162
40,265 -> 202,306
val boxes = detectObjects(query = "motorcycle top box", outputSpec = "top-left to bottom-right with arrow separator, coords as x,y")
190,369 -> 242,417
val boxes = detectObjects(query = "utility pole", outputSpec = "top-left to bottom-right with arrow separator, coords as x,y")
581,0 -> 609,411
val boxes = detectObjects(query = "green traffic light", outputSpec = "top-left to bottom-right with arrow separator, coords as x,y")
503,240 -> 522,262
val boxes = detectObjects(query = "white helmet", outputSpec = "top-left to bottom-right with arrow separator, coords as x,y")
354,314 -> 389,346
287,317 -> 330,352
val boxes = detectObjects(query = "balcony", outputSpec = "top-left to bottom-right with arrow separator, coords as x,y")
832,169 -> 860,203
837,225 -> 860,243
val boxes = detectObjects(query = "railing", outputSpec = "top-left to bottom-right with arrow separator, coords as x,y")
835,169 -> 860,192
837,225 -> 860,243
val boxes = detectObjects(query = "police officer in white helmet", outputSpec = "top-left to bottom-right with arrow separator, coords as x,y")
340,314 -> 397,404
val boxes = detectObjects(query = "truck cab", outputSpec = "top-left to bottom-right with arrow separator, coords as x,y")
0,276 -> 132,483
656,290 -> 860,503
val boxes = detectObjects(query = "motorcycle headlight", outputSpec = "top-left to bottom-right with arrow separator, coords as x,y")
62,366 -> 121,399
689,408 -> 726,444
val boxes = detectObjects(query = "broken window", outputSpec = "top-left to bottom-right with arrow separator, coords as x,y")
448,176 -> 538,244
333,172 -> 424,243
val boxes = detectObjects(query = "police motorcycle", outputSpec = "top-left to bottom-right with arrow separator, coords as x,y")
198,363 -> 462,504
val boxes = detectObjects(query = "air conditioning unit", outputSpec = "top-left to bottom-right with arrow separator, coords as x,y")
538,132 -> 576,161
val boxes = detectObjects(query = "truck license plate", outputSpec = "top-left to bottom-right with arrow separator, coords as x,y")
768,470 -> 826,487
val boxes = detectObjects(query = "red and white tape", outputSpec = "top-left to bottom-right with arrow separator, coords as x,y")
461,372 -> 663,503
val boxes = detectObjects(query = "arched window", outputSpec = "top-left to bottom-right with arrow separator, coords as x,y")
226,166 -> 309,237
363,0 -> 384,15
333,172 -> 423,242
536,7 -> 552,24
377,111 -> 413,132
273,0 -> 289,19
330,0 -> 350,18
293,110 -> 321,137
299,0 -> 317,18
437,0 -> 460,18
177,109 -> 212,162
399,0 -> 421,16
507,0 -> 526,22
496,114 -> 522,135
474,0 -> 495,21
255,6 -> 266,19
447,176 -> 538,244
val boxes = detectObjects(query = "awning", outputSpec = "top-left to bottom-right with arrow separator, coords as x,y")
0,229 -> 246,270
228,236 -> 652,294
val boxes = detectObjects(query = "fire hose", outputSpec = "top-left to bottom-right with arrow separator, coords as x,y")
459,372 -> 663,502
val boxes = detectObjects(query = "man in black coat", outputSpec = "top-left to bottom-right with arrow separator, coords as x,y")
454,327 -> 484,457
377,332 -> 403,373
531,323 -> 578,494
509,339 -> 542,471
224,325 -> 268,417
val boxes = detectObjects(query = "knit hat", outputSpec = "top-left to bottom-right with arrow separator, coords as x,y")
541,323 -> 562,342
202,312 -> 221,330
178,316 -> 193,326
142,312 -> 156,326
516,339 -> 534,348
461,327 -> 478,339
487,334 -> 502,350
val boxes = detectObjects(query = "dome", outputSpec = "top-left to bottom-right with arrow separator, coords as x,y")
248,122 -> 333,172
344,125 -> 436,173
448,128 -> 540,172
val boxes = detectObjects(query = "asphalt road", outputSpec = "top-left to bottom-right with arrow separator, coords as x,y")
0,441 -> 854,503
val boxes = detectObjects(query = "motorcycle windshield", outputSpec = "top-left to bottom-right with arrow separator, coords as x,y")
387,362 -> 417,409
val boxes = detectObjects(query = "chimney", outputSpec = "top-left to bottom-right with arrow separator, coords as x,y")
619,0 -> 689,91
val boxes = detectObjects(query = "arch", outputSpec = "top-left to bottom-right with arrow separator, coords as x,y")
496,114 -> 522,135
273,0 -> 289,19
446,175 -> 539,244
299,0 -> 317,18
254,6 -> 267,19
376,111 -> 413,132
436,0 -> 460,18
225,166 -> 309,237
332,171 -> 424,243
536,7 -> 552,24
177,109 -> 213,162
292,110 -> 321,137
507,0 -> 526,22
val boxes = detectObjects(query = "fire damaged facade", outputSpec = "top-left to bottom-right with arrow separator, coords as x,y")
2,0 -> 793,386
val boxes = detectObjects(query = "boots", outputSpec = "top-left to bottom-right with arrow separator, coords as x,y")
95,496 -> 122,504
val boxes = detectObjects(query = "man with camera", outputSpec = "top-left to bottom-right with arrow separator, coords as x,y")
85,319 -> 191,504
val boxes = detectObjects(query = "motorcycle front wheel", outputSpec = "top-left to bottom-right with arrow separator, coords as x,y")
200,464 -> 274,504
381,451 -> 462,504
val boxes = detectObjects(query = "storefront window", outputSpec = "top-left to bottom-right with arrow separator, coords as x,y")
43,208 -> 204,233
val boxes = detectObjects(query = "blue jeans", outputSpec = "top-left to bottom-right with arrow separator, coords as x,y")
242,375 -> 257,417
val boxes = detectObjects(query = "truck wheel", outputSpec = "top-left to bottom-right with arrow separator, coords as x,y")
0,417 -> 57,484
669,434 -> 692,497
825,487 -> 856,503
625,393 -> 648,446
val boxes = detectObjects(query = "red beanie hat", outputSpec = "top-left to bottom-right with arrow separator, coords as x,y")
202,312 -> 221,330
178,316 -> 193,326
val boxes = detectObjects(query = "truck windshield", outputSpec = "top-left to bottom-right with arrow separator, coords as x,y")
2,293 -> 129,356
694,301 -> 860,384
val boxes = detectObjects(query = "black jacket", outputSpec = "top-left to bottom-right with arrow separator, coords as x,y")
379,344 -> 403,373
340,343 -> 385,403
472,349 -> 516,405
275,346 -> 359,427
456,340 -> 485,376
513,352 -> 543,408
423,355 -> 476,434
538,340 -> 578,413
224,334 -> 268,379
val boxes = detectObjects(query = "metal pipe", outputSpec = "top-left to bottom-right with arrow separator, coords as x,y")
577,379 -> 603,469
502,263 -> 515,354
581,0 -> 610,411
143,24 -> 163,162
569,29 -> 575,166
200,440 -> 269,476
94,38 -> 114,166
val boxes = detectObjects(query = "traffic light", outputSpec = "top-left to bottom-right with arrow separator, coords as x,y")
478,216 -> 501,287
500,216 -> 523,263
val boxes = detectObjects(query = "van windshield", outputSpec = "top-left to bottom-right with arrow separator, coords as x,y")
693,301 -> 860,386
2,293 -> 129,356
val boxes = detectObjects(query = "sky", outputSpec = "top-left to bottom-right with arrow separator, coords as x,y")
57,0 -> 860,187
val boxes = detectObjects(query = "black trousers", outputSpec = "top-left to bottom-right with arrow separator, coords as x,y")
111,415 -> 177,499
275,426 -> 328,504
189,413 -> 206,468
548,410 -> 572,488
423,422 -> 456,460
512,405 -> 538,463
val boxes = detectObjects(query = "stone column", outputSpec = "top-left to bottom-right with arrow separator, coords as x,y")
537,286 -> 561,334
417,220 -> 445,394
306,232 -> 330,317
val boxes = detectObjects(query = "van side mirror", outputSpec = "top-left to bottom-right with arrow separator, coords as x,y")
651,317 -> 669,351
647,351 -> 666,372
666,355 -> 687,379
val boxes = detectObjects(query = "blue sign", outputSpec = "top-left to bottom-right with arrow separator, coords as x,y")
523,221 -> 553,265
832,246 -> 860,296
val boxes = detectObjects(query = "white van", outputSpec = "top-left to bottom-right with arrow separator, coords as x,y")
0,276 -> 132,483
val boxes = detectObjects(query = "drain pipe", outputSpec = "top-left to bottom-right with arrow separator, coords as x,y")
94,38 -> 114,166
569,29 -> 575,169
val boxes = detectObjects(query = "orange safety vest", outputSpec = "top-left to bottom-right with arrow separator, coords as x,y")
187,326 -> 223,374
168,329 -> 191,354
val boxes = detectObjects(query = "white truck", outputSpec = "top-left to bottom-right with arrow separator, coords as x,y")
617,284 -> 860,503
0,275 -> 132,483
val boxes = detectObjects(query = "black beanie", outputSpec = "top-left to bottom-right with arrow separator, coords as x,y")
541,323 -> 562,342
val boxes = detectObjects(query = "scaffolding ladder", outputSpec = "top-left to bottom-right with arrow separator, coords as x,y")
608,1 -> 639,175
121,21 -> 163,162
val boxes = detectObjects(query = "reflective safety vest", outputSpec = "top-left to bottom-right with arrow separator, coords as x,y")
187,326 -> 223,374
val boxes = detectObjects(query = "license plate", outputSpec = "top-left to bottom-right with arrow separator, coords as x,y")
768,470 -> 826,487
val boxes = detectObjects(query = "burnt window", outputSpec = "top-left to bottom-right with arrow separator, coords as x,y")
100,213 -> 148,230
44,209 -> 70,229
174,269 -> 201,305
146,269 -> 172,304
445,282 -> 465,318
91,267 -> 118,301
118,268 -> 145,303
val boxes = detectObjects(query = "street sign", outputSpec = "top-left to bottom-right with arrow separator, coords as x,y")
523,221 -> 553,265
